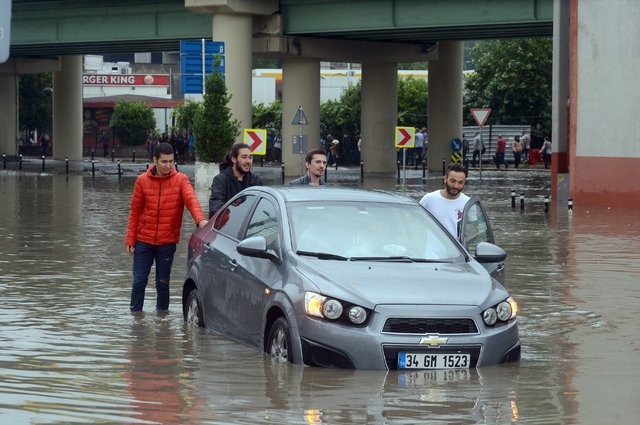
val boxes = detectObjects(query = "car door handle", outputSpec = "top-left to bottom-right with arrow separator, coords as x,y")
228,258 -> 238,271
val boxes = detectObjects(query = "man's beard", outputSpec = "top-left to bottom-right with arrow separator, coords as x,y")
445,183 -> 460,197
234,162 -> 248,175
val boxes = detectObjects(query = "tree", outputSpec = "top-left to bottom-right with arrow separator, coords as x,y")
320,81 -> 361,138
193,57 -> 240,163
173,101 -> 200,133
252,100 -> 282,133
19,73 -> 52,134
110,100 -> 156,146
397,76 -> 428,127
464,38 -> 552,130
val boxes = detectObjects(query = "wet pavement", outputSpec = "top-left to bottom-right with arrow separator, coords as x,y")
1,162 -> 640,424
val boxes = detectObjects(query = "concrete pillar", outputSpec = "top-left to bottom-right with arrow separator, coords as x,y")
212,13 -> 253,137
361,61 -> 398,173
551,0 -> 571,207
52,56 -> 83,160
427,41 -> 463,171
0,74 -> 18,156
281,57 -> 320,178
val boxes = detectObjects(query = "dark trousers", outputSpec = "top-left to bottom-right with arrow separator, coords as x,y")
513,152 -> 522,168
472,149 -> 481,167
130,241 -> 177,311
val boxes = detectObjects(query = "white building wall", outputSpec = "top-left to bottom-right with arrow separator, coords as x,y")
577,0 -> 640,158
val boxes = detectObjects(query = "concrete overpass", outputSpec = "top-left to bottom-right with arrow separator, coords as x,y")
2,1 -> 638,207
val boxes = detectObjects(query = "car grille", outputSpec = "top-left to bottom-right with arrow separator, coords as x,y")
382,318 -> 478,334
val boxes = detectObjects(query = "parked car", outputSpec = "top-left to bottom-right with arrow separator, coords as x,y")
182,186 -> 520,370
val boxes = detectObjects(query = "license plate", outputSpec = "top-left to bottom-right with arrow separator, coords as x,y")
398,352 -> 470,369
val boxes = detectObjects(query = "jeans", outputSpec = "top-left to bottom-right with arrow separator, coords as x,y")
130,241 -> 177,311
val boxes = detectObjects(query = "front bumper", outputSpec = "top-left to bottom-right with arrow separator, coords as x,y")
295,304 -> 520,370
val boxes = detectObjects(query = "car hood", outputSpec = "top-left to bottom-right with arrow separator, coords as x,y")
295,259 -> 498,308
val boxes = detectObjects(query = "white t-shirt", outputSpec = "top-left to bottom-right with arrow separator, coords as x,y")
419,190 -> 470,237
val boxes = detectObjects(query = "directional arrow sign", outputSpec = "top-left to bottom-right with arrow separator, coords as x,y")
395,126 -> 415,148
470,108 -> 491,128
244,128 -> 267,155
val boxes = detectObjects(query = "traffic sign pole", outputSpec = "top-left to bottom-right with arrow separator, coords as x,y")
470,108 -> 491,180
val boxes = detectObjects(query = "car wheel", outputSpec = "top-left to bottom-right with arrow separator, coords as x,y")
266,317 -> 292,363
185,290 -> 204,328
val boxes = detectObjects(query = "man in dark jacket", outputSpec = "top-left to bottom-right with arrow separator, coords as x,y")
208,143 -> 263,218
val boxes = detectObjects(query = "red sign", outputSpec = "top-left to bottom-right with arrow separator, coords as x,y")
243,129 -> 267,155
82,74 -> 170,86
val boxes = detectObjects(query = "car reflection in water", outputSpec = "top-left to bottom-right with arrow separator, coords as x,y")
182,187 -> 520,370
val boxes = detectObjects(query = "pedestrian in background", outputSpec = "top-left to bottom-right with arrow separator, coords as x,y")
419,163 -> 470,238
462,133 -> 469,165
521,129 -> 531,161
494,135 -> 508,169
414,128 -> 425,169
208,143 -> 263,218
101,130 -> 110,158
540,136 -> 552,169
511,135 -> 523,168
472,132 -> 483,167
40,132 -> 51,157
125,142 -> 207,312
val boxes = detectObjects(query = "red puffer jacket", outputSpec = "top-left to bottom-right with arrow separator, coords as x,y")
125,166 -> 204,247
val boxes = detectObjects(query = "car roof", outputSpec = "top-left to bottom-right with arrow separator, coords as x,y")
243,186 -> 418,205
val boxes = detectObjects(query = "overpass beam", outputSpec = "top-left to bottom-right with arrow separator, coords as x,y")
0,75 -> 18,156
361,61 -> 398,173
427,41 -> 463,172
281,58 -> 320,178
52,55 -> 83,161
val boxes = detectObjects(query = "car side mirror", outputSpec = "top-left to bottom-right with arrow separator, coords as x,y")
237,236 -> 281,264
474,242 -> 507,263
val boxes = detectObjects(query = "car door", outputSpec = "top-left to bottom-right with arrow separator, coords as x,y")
458,196 -> 505,284
201,194 -> 257,333
224,196 -> 283,347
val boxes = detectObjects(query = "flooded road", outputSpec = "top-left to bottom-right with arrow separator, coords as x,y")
1,169 -> 639,424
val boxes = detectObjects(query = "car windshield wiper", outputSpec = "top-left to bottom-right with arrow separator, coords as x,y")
349,256 -> 451,263
296,250 -> 349,261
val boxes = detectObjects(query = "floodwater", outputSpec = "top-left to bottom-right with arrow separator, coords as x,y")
1,167 -> 639,424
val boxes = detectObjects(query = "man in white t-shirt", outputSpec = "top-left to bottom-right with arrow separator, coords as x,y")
419,163 -> 470,237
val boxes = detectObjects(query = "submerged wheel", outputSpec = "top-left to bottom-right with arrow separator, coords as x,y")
266,317 -> 292,363
185,291 -> 204,327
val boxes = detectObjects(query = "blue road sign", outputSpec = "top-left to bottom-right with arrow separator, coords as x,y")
179,39 -> 225,94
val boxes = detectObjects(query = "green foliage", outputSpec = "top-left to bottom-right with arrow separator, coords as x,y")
19,73 -> 52,133
252,100 -> 282,133
110,100 -> 156,146
193,57 -> 240,163
397,77 -> 428,127
173,101 -> 201,133
464,38 -> 552,129
320,81 -> 361,138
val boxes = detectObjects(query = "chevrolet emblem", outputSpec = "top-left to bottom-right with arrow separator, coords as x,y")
419,335 -> 449,347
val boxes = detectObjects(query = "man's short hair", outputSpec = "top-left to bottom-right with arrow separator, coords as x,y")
305,148 -> 327,163
445,163 -> 468,178
153,142 -> 174,158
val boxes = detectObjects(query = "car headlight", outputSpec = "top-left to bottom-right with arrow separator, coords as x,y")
322,299 -> 343,320
304,292 -> 369,325
482,297 -> 517,326
348,306 -> 367,324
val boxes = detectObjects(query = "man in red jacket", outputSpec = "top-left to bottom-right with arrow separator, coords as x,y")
125,142 -> 208,311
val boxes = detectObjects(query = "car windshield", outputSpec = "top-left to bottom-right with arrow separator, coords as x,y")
288,201 -> 464,261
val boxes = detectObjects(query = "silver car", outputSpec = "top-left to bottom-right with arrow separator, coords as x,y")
182,186 -> 520,370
